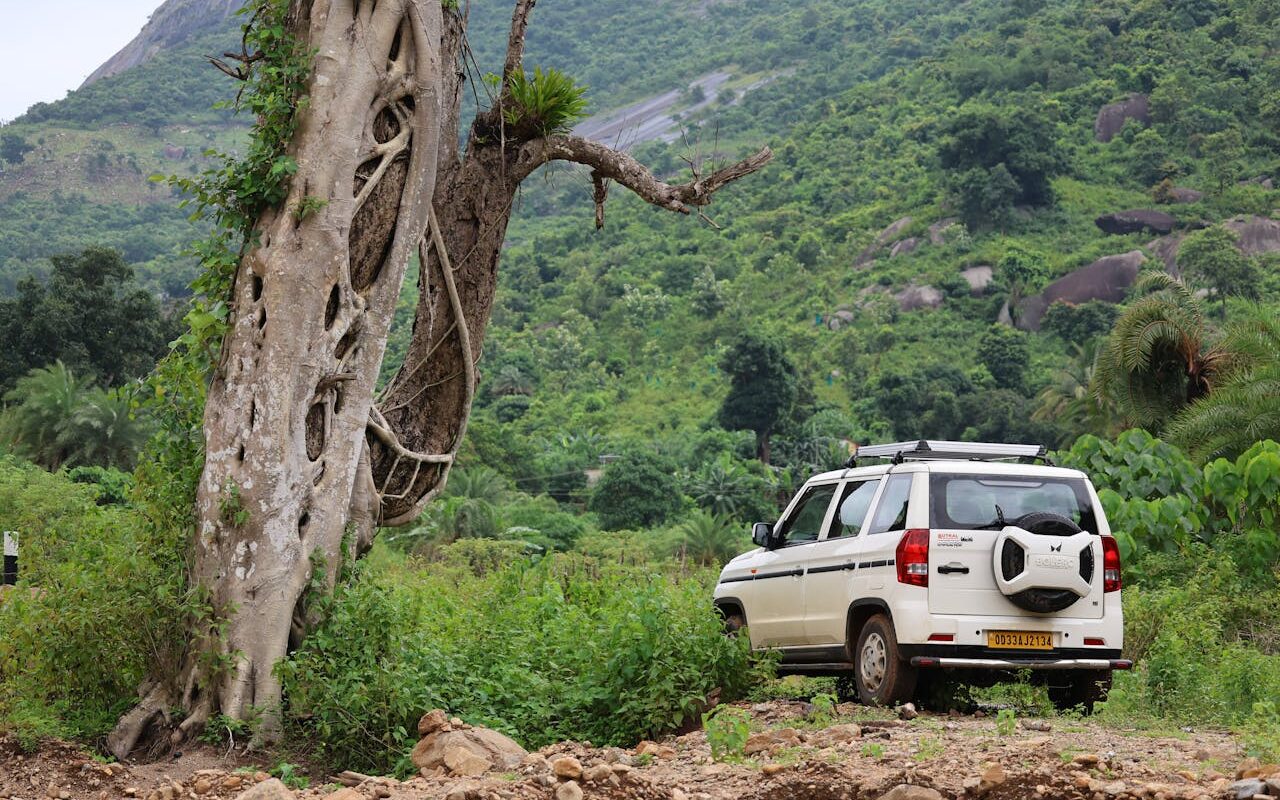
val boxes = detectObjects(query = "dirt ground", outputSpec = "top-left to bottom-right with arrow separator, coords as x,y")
0,701 -> 1266,800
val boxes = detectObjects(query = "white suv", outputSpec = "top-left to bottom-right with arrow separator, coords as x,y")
713,440 -> 1131,711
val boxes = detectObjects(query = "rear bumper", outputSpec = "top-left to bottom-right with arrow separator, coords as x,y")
911,656 -> 1132,671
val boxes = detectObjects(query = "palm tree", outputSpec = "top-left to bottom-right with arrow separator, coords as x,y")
688,457 -> 756,518
1167,314 -> 1280,462
1033,340 -> 1114,437
491,364 -> 533,397
1092,272 -> 1229,431
1,362 -> 92,469
679,510 -> 748,567
445,465 -> 510,504
1,362 -> 151,470
62,387 -> 152,470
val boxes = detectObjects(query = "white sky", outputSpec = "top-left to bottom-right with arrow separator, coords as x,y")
0,0 -> 160,122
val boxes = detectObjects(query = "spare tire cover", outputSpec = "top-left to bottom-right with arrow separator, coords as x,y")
993,513 -> 1096,614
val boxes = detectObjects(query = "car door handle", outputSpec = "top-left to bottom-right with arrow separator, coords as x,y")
937,564 -> 970,575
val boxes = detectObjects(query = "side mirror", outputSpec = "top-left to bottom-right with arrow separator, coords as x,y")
752,522 -> 775,549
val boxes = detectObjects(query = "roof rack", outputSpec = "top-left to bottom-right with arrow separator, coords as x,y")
845,440 -> 1053,468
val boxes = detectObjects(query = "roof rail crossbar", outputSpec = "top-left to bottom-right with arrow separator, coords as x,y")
845,440 -> 1053,468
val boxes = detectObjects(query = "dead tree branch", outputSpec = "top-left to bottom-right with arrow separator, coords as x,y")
521,136 -> 773,216
501,0 -> 537,88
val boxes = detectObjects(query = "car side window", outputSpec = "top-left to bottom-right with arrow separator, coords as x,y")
778,484 -> 838,545
827,479 -> 881,538
867,474 -> 913,534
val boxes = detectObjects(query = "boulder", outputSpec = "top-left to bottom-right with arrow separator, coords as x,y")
1223,215 -> 1280,256
232,780 -> 294,800
417,709 -> 449,735
555,782 -> 584,800
1095,209 -> 1176,236
855,216 -> 914,267
928,217 -> 960,245
1168,187 -> 1204,204
743,728 -> 801,755
876,215 -> 914,244
889,237 -> 921,258
1094,93 -> 1150,142
443,745 -> 493,777
410,713 -> 527,776
1145,234 -> 1185,274
552,756 -> 583,780
1229,779 -> 1266,800
827,309 -> 856,330
894,284 -> 943,312
1014,251 -> 1147,331
806,724 -> 861,748
960,265 -> 994,295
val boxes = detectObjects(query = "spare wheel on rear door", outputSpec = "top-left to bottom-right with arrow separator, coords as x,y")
994,512 -> 1095,613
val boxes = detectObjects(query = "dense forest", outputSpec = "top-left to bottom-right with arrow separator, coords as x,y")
2,0 -> 1279,780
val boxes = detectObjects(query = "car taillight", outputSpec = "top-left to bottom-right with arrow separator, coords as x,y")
1101,535 -> 1121,593
896,528 -> 930,587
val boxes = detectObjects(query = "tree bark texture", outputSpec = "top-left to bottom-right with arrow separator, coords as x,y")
109,0 -> 443,759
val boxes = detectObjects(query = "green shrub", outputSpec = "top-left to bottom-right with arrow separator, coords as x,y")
278,547 -> 759,773
501,494 -> 591,550
0,457 -> 191,743
702,705 -> 751,761
1103,557 -> 1280,727
588,451 -> 685,531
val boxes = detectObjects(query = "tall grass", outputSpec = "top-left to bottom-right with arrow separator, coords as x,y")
278,544 -> 760,773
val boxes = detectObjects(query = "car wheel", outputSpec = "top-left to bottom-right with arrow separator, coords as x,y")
722,612 -> 745,637
853,614 -> 917,706
1048,670 -> 1111,713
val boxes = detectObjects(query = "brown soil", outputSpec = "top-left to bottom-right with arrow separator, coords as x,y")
0,702 -> 1254,800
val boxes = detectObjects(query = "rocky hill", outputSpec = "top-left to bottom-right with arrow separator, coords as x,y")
81,0 -> 243,87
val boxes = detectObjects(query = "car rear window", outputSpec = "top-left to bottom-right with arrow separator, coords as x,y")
929,474 -> 1098,533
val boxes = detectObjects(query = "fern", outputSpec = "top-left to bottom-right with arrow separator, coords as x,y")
501,67 -> 588,139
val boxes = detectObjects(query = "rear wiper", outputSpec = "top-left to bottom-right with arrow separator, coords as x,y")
970,504 -> 1008,530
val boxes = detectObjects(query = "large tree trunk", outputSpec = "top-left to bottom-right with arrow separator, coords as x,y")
108,0 -> 444,758
111,0 -> 769,761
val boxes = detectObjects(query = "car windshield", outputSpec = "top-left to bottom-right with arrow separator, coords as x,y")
929,474 -> 1098,533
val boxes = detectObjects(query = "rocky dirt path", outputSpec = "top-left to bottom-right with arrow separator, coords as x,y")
1,701 -> 1273,800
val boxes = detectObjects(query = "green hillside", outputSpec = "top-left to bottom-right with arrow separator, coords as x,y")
0,0 -> 931,293
459,0 -> 1280,485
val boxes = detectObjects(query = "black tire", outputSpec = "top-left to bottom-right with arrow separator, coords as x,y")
722,611 -> 745,636
853,614 -> 917,706
1048,670 -> 1111,713
1003,512 -> 1085,614
1011,512 -> 1083,538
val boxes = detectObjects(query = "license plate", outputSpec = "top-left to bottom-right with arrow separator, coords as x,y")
987,631 -> 1054,650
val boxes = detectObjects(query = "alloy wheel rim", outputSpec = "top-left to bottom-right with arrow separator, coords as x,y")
861,632 -> 888,691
